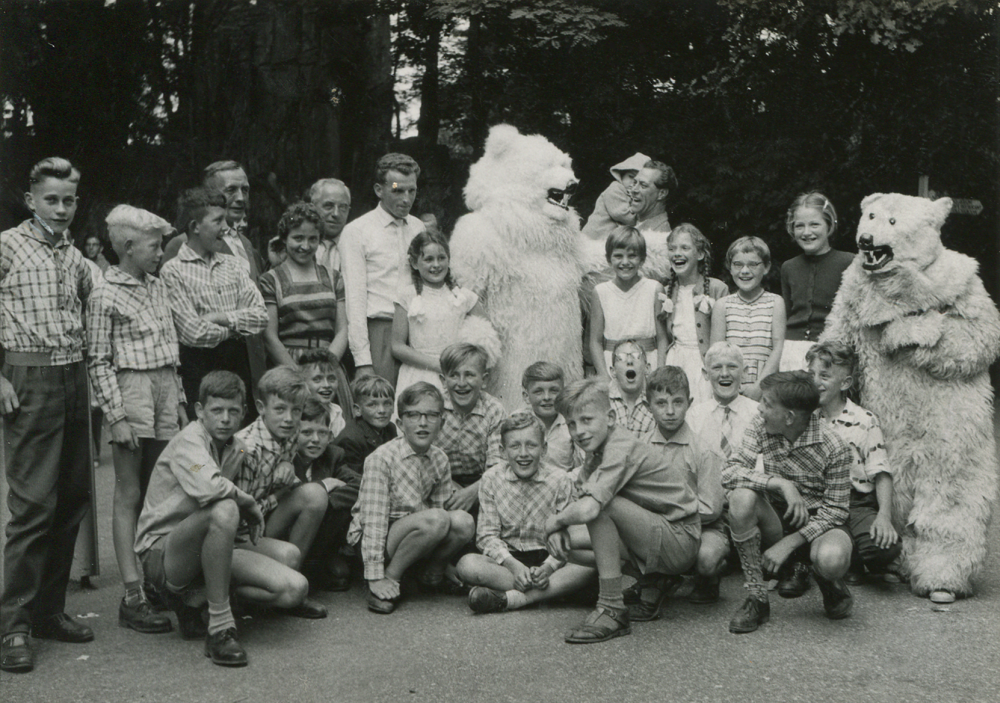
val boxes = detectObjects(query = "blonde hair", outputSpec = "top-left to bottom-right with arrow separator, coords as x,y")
556,377 -> 610,417
105,204 -> 171,255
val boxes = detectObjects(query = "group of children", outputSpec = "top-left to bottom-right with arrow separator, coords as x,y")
1,154 -> 902,674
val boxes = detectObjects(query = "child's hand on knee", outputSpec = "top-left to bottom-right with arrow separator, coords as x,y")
445,484 -> 478,512
506,559 -> 532,592
530,564 -> 554,590
546,529 -> 571,562
870,513 -> 899,550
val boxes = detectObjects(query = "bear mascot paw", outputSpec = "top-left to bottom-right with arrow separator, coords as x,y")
450,124 -> 586,409
822,193 -> 1000,598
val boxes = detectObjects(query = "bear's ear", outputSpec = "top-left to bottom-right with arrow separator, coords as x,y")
928,197 -> 953,229
484,124 -> 520,159
860,193 -> 885,211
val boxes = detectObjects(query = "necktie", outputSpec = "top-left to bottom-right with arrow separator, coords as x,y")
720,405 -> 733,458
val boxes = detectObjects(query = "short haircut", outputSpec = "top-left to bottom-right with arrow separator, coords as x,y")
306,178 -> 349,203
29,156 -> 80,186
301,394 -> 332,425
500,411 -> 546,444
105,204 -> 171,255
440,342 -> 489,376
397,381 -> 444,416
605,226 -> 646,263
805,340 -> 857,378
641,159 -> 678,192
704,341 -> 745,369
256,365 -> 308,406
646,366 -> 690,400
276,202 -> 322,242
725,235 -> 771,269
199,370 -> 245,406
203,160 -> 244,188
522,361 -> 565,389
351,374 -> 395,402
176,186 -> 226,235
612,338 -> 647,361
556,377 -> 610,417
760,371 -> 819,413
296,348 -> 338,372
375,153 -> 420,185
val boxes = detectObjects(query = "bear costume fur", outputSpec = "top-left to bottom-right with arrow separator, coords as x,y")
822,193 -> 1000,598
450,124 -> 585,408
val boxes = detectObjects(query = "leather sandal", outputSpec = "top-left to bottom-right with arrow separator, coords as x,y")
564,605 -> 631,644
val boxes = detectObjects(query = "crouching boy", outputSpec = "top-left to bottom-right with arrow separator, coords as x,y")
347,382 -> 475,614
134,372 -> 309,667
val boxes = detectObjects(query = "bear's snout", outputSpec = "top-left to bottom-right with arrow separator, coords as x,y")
857,231 -> 895,272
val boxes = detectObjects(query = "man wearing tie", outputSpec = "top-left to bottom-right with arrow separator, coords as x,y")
338,154 -> 424,385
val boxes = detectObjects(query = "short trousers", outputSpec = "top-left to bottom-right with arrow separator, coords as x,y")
118,367 -> 181,440
764,496 -> 852,562
616,499 -> 701,576
140,536 -> 204,599
508,549 -> 550,569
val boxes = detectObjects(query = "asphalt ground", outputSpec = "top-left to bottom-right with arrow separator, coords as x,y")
1,440 -> 999,703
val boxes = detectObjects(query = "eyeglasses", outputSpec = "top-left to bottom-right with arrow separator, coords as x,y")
400,410 -> 443,422
614,351 -> 645,363
730,260 -> 764,271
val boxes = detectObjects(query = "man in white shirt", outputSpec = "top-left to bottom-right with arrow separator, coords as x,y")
307,178 -> 351,276
338,153 -> 424,385
628,159 -> 677,280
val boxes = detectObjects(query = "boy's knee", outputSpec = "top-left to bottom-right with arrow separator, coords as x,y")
298,483 -> 329,513
208,498 -> 241,532
449,510 -> 475,541
416,508 -> 452,540
277,570 -> 309,608
696,539 -> 729,577
455,554 -> 483,584
812,534 -> 852,579
114,481 -> 143,509
272,540 -> 303,570
728,489 -> 759,520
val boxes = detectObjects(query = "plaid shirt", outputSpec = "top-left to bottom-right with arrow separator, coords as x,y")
435,392 -> 506,483
723,413 -> 852,542
608,381 -> 655,440
0,220 -> 92,363
347,436 -> 452,580
822,399 -> 891,494
86,266 -> 183,424
476,463 -> 574,566
159,243 -> 267,348
233,416 -> 300,518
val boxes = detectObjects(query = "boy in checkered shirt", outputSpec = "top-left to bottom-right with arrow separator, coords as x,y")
607,340 -> 655,440
457,412 -> 595,614
87,204 -> 185,636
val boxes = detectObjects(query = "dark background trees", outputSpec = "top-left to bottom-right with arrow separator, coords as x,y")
1,0 -> 996,289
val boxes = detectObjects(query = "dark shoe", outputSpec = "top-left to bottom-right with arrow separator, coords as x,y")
119,597 -> 173,634
367,589 -> 397,614
204,628 -> 248,667
627,574 -> 682,622
31,613 -> 95,643
622,581 -> 642,606
565,605 -> 631,644
285,597 -> 328,619
418,576 -> 470,597
688,576 -> 721,605
468,587 -> 508,614
777,562 -> 811,599
1,633 -> 33,673
815,574 -> 853,619
143,579 -> 167,611
175,603 -> 208,640
729,596 -> 770,634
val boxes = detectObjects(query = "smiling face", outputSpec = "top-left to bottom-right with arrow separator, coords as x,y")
411,242 -> 450,288
442,358 -> 487,412
190,205 -> 228,255
398,394 -> 444,453
791,206 -> 832,257
303,364 -> 338,405
611,343 -> 649,396
354,394 -> 394,429
197,395 -> 245,444
729,249 -> 768,296
213,168 -> 250,227
128,231 -> 164,275
296,417 -> 332,462
523,380 -> 562,422
703,352 -> 743,404
285,221 -> 320,266
629,167 -> 666,220
668,230 -> 703,279
648,389 -> 691,438
808,357 -> 852,409
608,246 -> 642,285
313,182 -> 351,240
375,169 -> 418,220
26,176 -> 79,236
503,425 -> 546,480
565,400 -> 614,454
256,394 -> 303,441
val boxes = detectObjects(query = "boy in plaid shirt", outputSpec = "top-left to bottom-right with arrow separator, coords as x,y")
457,412 -> 595,614
87,204 -> 184,635
723,370 -> 854,634
607,340 -> 655,440
348,382 -> 475,614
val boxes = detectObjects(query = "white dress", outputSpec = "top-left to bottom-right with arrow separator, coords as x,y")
596,276 -> 660,372
665,284 -> 712,405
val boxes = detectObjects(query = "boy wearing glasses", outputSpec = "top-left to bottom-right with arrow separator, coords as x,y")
347,382 -> 475,614
608,340 -> 655,441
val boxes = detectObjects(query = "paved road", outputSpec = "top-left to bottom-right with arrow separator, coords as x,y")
2,443 -> 999,703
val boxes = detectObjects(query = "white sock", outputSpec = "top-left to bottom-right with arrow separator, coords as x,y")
505,590 -> 529,610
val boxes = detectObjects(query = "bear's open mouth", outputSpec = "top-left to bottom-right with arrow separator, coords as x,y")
859,242 -> 894,271
547,183 -> 577,210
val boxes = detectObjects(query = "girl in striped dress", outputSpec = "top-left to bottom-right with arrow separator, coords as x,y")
710,236 -> 786,400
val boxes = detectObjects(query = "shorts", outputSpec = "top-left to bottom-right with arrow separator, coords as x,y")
118,367 -> 181,440
140,536 -> 204,600
615,499 -> 701,576
508,549 -> 550,569
765,495 -> 852,562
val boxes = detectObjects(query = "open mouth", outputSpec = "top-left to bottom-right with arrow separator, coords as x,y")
625,370 -> 637,382
547,183 -> 578,210
859,242 -> 894,271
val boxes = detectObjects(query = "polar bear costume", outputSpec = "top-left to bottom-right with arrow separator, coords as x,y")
450,125 -> 586,409
822,193 -> 1000,599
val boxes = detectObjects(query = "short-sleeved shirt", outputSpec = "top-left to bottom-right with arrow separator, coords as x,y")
233,416 -> 300,518
821,399 -> 891,494
435,392 -> 506,485
649,423 -> 725,524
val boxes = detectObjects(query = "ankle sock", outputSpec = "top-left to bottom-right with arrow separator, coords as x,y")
732,526 -> 768,601
123,580 -> 143,607
597,576 -> 625,611
207,598 -> 235,636
504,590 -> 528,610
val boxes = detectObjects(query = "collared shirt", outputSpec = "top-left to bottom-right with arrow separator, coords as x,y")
338,204 -> 424,366
537,411 -> 583,473
722,414 -> 852,542
234,416 -> 300,518
476,463 -> 574,565
821,399 -> 891,494
347,436 -> 452,580
435,391 -> 506,483
649,423 -> 725,524
334,417 -> 398,475
316,239 -> 341,277
135,419 -> 245,555
578,426 -> 699,522
687,394 -> 759,460
0,220 -> 92,363
608,381 -> 655,441
86,266 -> 183,424
160,243 -> 267,348
221,223 -> 251,275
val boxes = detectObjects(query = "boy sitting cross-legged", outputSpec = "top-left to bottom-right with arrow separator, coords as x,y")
544,378 -> 701,644
456,412 -> 596,614
347,382 -> 475,614
233,366 -> 328,618
135,371 -> 309,667
607,339 -> 655,441
521,362 -> 583,473
722,370 -> 854,634
807,342 -> 901,586
334,374 -> 397,475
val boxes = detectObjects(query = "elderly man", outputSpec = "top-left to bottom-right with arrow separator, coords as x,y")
338,153 -> 425,384
307,178 -> 351,276
628,160 -> 678,281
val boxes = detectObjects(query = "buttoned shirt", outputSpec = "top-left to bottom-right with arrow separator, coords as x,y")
221,222 -> 251,275
234,416 -> 300,518
477,463 -> 574,565
687,394 -> 759,460
722,414 -> 852,542
536,411 -> 583,473
160,243 -> 267,348
338,205 -> 424,366
608,381 -> 655,441
0,220 -> 92,363
820,399 -> 891,494
347,436 -> 452,580
649,423 -> 725,524
316,239 -> 341,277
435,392 -> 506,483
86,266 -> 183,424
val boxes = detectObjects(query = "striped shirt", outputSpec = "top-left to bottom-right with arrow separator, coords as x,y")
258,261 -> 343,346
86,266 -> 183,424
233,416 -> 300,518
435,391 -> 506,484
722,291 -> 778,386
821,399 -> 891,494
0,220 -> 92,363
159,243 -> 267,348
347,436 -> 452,580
